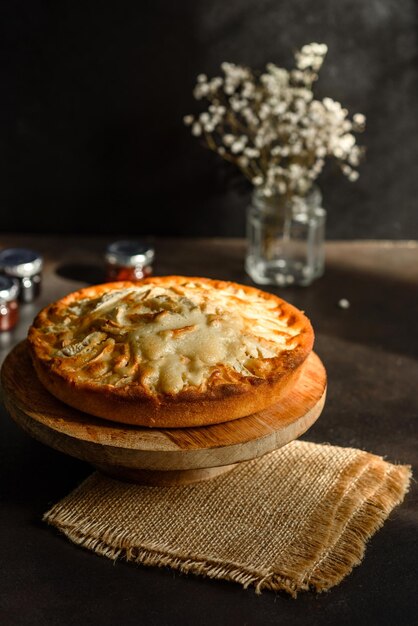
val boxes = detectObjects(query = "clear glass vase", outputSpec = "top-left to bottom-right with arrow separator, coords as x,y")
245,185 -> 326,287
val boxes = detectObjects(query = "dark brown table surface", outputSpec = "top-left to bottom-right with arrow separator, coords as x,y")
1,235 -> 417,626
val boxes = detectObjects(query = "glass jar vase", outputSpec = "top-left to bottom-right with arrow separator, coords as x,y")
245,185 -> 326,287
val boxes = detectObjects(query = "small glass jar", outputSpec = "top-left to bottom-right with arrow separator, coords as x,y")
245,185 -> 326,287
0,276 -> 19,331
0,248 -> 43,303
105,240 -> 155,281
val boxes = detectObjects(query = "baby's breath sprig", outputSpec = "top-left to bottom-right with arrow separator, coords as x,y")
184,43 -> 365,199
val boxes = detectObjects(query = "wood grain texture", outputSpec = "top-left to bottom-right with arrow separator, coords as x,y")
1,341 -> 326,478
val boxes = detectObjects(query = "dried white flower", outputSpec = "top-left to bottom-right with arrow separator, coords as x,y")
185,42 -> 365,199
244,147 -> 260,158
223,134 -> 235,146
209,77 -> 223,91
193,83 -> 209,99
296,43 -> 328,72
353,113 -> 366,126
231,140 -> 245,154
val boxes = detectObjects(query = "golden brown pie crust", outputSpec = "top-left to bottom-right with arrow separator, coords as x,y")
27,276 -> 314,427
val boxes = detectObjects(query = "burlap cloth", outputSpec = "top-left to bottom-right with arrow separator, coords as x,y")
44,441 -> 411,597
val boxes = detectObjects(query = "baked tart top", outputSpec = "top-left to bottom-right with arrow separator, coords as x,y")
27,277 -> 315,428
28,277 -> 314,403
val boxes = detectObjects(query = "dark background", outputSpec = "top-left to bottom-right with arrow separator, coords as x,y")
1,0 -> 417,238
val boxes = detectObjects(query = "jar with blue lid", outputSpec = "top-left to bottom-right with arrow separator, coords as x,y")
0,248 -> 43,303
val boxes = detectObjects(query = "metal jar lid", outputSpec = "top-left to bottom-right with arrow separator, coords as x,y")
0,276 -> 19,301
0,248 -> 43,277
105,240 -> 155,267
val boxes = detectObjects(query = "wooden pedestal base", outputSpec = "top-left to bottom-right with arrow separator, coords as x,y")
1,341 -> 327,485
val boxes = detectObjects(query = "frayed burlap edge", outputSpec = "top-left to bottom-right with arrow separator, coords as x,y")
43,459 -> 412,598
304,460 -> 412,593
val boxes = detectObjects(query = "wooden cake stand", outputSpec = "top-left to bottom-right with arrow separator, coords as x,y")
1,341 -> 327,485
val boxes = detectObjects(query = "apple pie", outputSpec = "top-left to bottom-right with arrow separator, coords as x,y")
27,276 -> 314,427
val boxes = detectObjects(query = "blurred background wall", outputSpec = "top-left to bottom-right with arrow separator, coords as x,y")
1,0 -> 417,238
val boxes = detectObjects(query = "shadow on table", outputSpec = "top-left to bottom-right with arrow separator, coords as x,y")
55,263 -> 106,285
0,408 -> 90,514
276,264 -> 418,360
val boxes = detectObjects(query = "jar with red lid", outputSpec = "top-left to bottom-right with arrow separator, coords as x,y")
105,240 -> 154,282
0,276 -> 19,332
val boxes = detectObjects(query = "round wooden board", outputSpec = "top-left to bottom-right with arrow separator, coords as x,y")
1,341 -> 327,484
